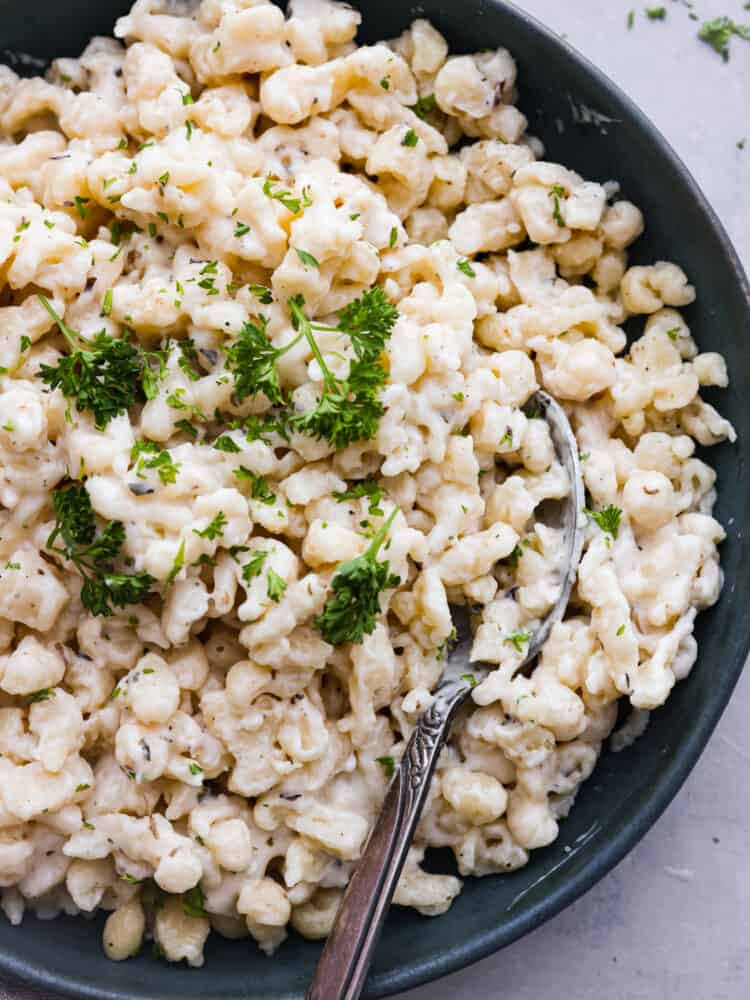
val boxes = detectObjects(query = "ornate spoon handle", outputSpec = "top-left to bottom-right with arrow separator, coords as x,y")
305,680 -> 468,1000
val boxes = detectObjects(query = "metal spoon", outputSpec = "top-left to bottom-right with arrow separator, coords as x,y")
306,389 -> 585,1000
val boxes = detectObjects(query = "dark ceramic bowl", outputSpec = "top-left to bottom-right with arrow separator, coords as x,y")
1,1 -> 749,997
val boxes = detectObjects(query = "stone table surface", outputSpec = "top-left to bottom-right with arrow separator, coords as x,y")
2,2 -> 749,1000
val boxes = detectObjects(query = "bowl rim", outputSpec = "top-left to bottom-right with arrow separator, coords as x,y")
0,1 -> 749,998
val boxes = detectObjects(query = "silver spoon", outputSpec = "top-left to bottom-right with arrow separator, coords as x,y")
306,389 -> 585,1000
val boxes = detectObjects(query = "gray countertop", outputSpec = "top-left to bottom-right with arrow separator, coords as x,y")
401,1 -> 750,998
2,2 -> 748,1000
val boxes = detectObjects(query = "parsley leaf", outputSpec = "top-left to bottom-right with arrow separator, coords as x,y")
295,247 -> 320,270
287,295 -> 391,450
248,284 -> 273,304
549,185 -> 566,227
504,631 -> 531,653
193,511 -> 227,540
38,296 -> 144,429
241,550 -> 269,583
584,503 -> 623,540
225,315 -> 288,405
263,177 -> 301,214
333,480 -> 385,516
401,129 -> 419,147
699,16 -> 750,60
213,435 -> 241,453
47,485 -> 154,616
234,467 -> 276,504
131,440 -> 180,485
182,886 -> 207,919
457,259 -> 476,278
412,94 -> 437,119
27,688 -> 56,704
266,568 -> 287,602
376,756 -> 395,776
315,507 -> 400,645
335,287 -> 399,362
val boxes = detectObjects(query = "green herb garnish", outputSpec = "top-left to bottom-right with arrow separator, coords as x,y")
46,485 -> 154,615
266,568 -> 287,602
584,503 -> 623,540
315,508 -> 400,645
38,296 -> 144,429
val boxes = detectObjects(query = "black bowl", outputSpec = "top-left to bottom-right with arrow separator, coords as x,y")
1,1 -> 749,997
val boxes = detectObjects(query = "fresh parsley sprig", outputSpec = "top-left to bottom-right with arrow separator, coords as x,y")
225,315 -> 294,405
224,287 -> 397,448
47,485 -> 154,616
38,295 -> 143,429
315,507 -> 401,645
287,294 -> 391,450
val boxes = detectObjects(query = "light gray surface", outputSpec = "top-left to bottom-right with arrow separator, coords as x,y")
2,2 -> 749,999
401,2 -> 750,999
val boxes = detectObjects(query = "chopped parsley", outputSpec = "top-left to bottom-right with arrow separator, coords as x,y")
412,94 -> 437,119
699,16 -> 750,60
249,284 -> 273,304
584,503 -> 623,540
314,507 -> 400,645
182,886 -> 207,919
401,128 -> 419,147
263,177 -> 303,214
165,540 -> 186,589
241,550 -> 269,583
234,468 -> 276,505
645,7 -> 666,20
266,568 -> 287,602
193,511 -> 227,540
131,440 -> 180,485
213,435 -> 241,453
376,756 -> 395,776
549,185 -> 567,227
226,288 -> 396,450
295,247 -> 320,270
177,338 -> 201,381
503,544 -> 524,570
74,196 -> 90,219
504,631 -> 531,653
334,481 -> 385,516
38,296 -> 144,429
27,688 -> 56,704
456,258 -> 476,278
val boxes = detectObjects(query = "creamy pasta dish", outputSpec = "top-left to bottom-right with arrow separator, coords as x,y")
0,0 -> 735,967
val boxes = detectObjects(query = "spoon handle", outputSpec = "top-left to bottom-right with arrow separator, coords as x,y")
306,681 -> 468,1000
